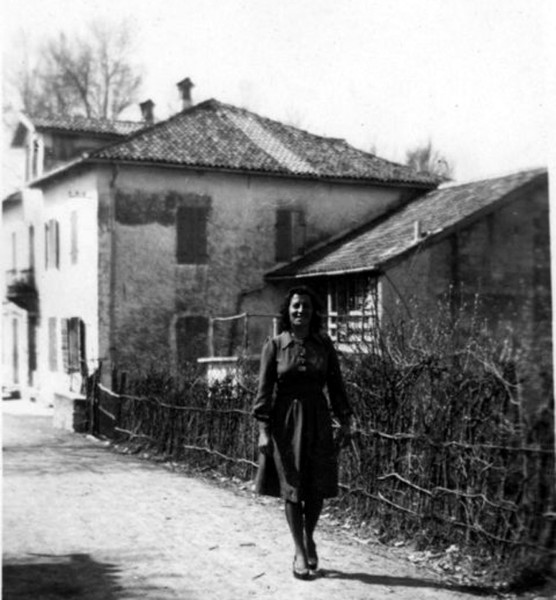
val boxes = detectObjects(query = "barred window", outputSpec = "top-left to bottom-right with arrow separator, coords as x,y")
327,276 -> 379,345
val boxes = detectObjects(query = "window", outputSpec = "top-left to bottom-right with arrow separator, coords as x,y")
328,276 -> 379,345
45,219 -> 60,269
52,134 -> 76,161
275,208 -> 305,262
61,317 -> 86,374
26,137 -> 40,180
70,211 -> 78,264
176,206 -> 209,264
48,317 -> 58,371
31,138 -> 40,178
176,316 -> 208,364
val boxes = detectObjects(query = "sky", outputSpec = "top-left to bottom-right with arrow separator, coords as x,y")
1,0 -> 553,185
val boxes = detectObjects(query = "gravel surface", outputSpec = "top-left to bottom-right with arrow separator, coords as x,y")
3,400 -> 501,599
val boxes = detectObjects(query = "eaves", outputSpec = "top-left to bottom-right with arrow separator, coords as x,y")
29,155 -> 439,191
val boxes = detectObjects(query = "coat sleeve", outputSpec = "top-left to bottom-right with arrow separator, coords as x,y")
253,337 -> 277,423
324,336 -> 352,423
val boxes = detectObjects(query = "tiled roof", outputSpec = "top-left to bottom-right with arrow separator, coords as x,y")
89,99 -> 439,186
25,114 -> 145,137
267,168 -> 548,279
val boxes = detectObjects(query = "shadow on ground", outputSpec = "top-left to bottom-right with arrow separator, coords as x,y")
3,553 -> 191,600
318,569 -> 494,596
3,553 -> 123,600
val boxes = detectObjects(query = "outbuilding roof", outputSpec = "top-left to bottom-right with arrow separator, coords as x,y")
30,99 -> 439,187
266,167 -> 548,279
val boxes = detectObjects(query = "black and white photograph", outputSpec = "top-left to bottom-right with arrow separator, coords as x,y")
2,1 -> 554,598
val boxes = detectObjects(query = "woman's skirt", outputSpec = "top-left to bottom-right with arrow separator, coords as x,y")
255,392 -> 338,502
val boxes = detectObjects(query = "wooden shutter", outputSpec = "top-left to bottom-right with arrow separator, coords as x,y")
79,319 -> 87,375
45,223 -> 49,268
54,220 -> 60,268
48,317 -> 58,371
29,225 -> 35,270
12,319 -> 19,384
70,211 -> 78,264
275,209 -> 292,261
177,206 -> 208,264
61,318 -> 69,373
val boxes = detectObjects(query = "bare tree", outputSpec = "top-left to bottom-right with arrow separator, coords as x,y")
405,140 -> 454,180
6,19 -> 143,119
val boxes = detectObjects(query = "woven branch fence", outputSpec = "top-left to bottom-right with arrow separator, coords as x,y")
88,334 -> 555,585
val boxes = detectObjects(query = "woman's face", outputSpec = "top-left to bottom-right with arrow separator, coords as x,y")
288,293 -> 313,330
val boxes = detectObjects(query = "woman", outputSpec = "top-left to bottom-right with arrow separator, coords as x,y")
253,286 -> 352,580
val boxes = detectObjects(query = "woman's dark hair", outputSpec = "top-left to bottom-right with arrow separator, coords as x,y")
278,285 -> 323,333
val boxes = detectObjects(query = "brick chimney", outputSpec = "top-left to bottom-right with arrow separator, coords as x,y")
139,99 -> 155,124
177,78 -> 194,110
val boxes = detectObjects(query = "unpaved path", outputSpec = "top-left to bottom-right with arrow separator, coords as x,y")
3,401 -> 499,600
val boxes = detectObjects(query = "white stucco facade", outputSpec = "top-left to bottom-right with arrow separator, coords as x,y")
36,173 -> 100,404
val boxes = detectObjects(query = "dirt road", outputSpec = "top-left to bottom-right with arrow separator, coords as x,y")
3,401 -> 499,600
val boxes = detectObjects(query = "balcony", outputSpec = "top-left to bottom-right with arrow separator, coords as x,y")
5,269 -> 38,312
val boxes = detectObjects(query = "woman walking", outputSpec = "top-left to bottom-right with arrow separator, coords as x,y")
253,286 -> 352,580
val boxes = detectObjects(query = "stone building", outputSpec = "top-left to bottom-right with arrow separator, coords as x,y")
268,168 -> 551,412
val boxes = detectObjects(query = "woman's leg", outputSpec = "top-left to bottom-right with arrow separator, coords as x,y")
285,500 -> 308,570
303,496 -> 323,566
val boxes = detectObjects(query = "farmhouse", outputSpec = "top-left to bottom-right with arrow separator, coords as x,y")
2,85 -> 439,405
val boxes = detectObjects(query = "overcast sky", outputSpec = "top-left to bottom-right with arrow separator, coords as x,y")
1,0 -> 552,184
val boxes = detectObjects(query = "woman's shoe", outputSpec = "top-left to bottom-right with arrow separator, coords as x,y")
306,542 -> 318,571
292,556 -> 310,580
307,551 -> 318,572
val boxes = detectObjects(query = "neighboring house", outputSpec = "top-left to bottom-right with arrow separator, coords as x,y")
2,88 -> 438,404
266,168 -> 551,412
2,111 -> 148,401
11,113 -> 147,181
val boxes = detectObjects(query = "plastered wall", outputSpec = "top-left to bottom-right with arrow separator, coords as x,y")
103,165 -> 407,369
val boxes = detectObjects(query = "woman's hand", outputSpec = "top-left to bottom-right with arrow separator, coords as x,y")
258,429 -> 273,456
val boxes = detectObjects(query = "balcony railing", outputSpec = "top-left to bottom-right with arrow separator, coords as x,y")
5,268 -> 37,301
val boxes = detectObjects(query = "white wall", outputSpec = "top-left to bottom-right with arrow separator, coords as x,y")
35,172 -> 100,404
